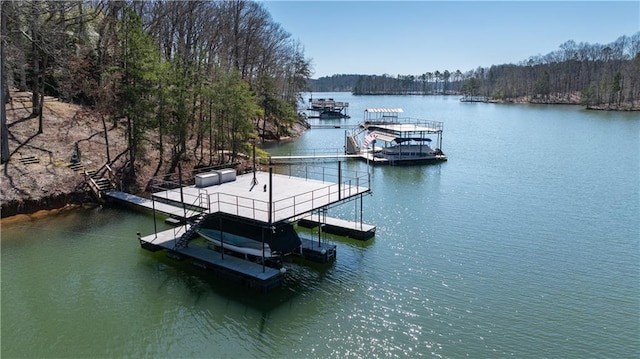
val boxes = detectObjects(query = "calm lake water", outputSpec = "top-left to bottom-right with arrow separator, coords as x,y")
2,93 -> 638,358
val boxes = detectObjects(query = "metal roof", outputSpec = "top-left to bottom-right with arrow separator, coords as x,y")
364,108 -> 404,113
370,123 -> 442,133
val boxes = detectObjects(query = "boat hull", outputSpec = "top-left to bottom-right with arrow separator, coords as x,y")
375,156 -> 447,165
197,228 -> 276,258
374,145 -> 446,164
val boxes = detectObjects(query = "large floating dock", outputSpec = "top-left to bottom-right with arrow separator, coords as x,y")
123,166 -> 374,290
149,170 -> 370,223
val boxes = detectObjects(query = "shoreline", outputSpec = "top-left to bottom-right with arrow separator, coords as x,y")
2,90 -> 632,221
1,191 -> 90,220
0,203 -> 87,225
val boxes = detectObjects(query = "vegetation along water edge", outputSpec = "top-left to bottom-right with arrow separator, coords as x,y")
1,1 -> 638,219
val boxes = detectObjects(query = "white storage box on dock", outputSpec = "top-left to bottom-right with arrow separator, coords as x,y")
195,172 -> 219,187
216,169 -> 236,184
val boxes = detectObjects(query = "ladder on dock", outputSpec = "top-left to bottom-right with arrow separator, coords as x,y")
174,214 -> 204,249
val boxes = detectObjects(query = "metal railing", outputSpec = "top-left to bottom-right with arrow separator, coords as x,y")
84,173 -> 103,199
267,148 -> 350,159
149,164 -> 370,224
366,117 -> 444,133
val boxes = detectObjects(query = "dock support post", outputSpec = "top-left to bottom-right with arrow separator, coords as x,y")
152,195 -> 157,239
267,164 -> 273,273
261,228 -> 265,273
268,165 -> 273,224
178,163 -> 186,221
360,194 -> 364,230
252,138 -> 257,185
219,215 -> 224,260
338,161 -> 342,200
318,210 -> 322,247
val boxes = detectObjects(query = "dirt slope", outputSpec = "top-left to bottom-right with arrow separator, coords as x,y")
1,89 -> 127,217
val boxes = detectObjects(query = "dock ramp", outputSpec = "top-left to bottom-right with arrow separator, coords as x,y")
345,134 -> 361,155
104,190 -> 203,221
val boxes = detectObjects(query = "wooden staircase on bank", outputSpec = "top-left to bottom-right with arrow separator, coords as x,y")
70,162 -> 118,201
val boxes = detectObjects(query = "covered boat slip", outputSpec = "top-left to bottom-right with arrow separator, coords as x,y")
307,97 -> 350,119
345,107 -> 447,164
151,170 -> 371,224
362,108 -> 444,147
136,166 -> 373,289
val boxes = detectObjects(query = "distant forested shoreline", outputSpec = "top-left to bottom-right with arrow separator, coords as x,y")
308,33 -> 640,111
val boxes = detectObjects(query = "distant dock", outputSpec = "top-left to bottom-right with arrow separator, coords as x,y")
460,95 -> 489,102
307,97 -> 350,119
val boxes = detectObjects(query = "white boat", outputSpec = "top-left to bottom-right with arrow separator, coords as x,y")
345,108 -> 447,164
375,140 -> 444,162
197,228 -> 277,258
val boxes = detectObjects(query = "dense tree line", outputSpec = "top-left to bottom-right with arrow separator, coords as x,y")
351,70 -> 464,96
1,0 -> 311,190
474,34 -> 640,109
307,74 -> 360,92
339,34 -> 640,110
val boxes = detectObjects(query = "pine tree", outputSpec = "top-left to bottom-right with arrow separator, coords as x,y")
117,7 -> 161,186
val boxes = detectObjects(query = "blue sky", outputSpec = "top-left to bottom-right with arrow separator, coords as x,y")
261,1 -> 640,78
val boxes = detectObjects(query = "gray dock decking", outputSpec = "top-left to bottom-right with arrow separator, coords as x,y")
139,227 -> 284,288
151,171 -> 370,223
298,215 -> 376,240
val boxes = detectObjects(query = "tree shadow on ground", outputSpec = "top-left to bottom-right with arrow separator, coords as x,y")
6,113 -> 38,129
9,131 -> 42,159
3,162 -> 30,197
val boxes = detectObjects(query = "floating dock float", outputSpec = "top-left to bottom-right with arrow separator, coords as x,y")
298,216 -> 376,240
298,236 -> 337,263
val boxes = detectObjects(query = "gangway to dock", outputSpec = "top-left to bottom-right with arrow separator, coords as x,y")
104,190 -> 203,221
308,124 -> 357,129
269,153 -> 360,163
267,147 -> 361,164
